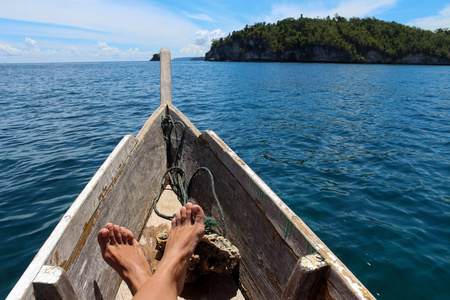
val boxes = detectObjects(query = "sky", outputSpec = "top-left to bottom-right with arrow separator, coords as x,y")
0,0 -> 449,63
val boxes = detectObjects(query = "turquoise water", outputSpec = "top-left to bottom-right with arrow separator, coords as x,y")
1,61 -> 449,299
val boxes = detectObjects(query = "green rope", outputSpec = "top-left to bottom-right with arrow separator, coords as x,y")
153,114 -> 227,237
161,115 -> 185,167
153,166 -> 187,219
188,167 -> 227,237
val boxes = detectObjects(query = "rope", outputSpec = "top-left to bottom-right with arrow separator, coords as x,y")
153,114 -> 227,237
153,166 -> 187,219
161,115 -> 185,167
188,167 -> 227,237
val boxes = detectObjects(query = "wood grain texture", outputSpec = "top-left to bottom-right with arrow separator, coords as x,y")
65,107 -> 167,299
7,134 -> 138,300
201,130 -> 314,257
160,48 -> 172,105
10,103 -> 375,300
168,106 -> 298,299
200,131 -> 375,300
281,255 -> 329,300
33,266 -> 77,300
167,105 -> 375,300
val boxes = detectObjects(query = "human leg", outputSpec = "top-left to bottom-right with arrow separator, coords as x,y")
132,203 -> 205,299
97,223 -> 152,295
97,203 -> 205,299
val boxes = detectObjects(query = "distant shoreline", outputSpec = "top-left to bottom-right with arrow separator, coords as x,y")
204,55 -> 450,66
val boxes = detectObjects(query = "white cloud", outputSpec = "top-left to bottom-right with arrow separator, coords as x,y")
0,37 -> 41,57
69,46 -> 80,56
180,29 -> 226,56
408,4 -> 450,30
0,44 -> 22,56
265,0 -> 399,23
185,13 -> 214,22
0,0 -> 199,48
127,48 -> 141,55
179,44 -> 206,56
97,41 -> 121,56
95,42 -> 152,59
0,0 -> 206,62
95,41 -> 155,59
25,37 -> 40,54
0,37 -> 154,63
25,37 -> 37,48
0,0 -> 243,62
194,29 -> 224,45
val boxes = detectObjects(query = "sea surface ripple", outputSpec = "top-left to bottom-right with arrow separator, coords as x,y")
0,61 -> 449,299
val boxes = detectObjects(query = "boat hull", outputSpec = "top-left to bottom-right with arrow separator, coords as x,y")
8,105 -> 374,300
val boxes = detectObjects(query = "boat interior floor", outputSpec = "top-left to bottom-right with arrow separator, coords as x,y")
114,187 -> 245,300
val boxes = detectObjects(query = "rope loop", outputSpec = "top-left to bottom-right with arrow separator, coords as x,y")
154,114 -> 227,237
188,167 -> 226,237
153,166 -> 188,220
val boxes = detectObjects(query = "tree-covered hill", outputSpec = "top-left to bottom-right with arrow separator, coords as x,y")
205,15 -> 450,64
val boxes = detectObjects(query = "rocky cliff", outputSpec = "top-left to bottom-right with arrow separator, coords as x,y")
205,38 -> 450,65
205,16 -> 450,65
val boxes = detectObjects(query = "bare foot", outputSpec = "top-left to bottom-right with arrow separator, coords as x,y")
143,202 -> 205,297
169,203 -> 205,295
97,223 -> 152,295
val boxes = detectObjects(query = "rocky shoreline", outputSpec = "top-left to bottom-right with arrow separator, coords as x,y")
205,40 -> 450,65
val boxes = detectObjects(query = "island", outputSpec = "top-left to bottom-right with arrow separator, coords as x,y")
205,15 -> 450,65
150,53 -> 160,61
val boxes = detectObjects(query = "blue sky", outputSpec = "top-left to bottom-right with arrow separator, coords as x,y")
0,0 -> 449,63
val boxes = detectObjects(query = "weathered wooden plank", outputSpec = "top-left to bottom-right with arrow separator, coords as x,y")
201,130 -> 314,257
33,265 -> 77,300
65,107 -> 167,299
323,262 -> 373,300
160,47 -> 172,105
8,96 -> 374,300
7,134 -> 138,300
201,130 -> 375,300
167,106 -> 299,299
167,106 -> 375,300
281,254 -> 329,300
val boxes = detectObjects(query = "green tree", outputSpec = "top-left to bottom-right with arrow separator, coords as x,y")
207,16 -> 450,62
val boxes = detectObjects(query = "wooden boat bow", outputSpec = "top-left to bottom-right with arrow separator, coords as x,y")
7,48 -> 375,300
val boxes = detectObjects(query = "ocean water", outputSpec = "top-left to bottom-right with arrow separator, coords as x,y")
0,61 -> 449,299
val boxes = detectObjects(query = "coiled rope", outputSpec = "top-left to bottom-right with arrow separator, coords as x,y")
153,114 -> 227,237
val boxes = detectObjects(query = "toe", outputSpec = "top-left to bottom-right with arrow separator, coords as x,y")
126,229 -> 135,245
176,211 -> 182,226
192,205 -> 205,224
113,225 -> 123,244
186,203 -> 193,224
180,206 -> 187,224
107,224 -> 117,245
97,228 -> 109,254
120,227 -> 128,244
171,216 -> 176,229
